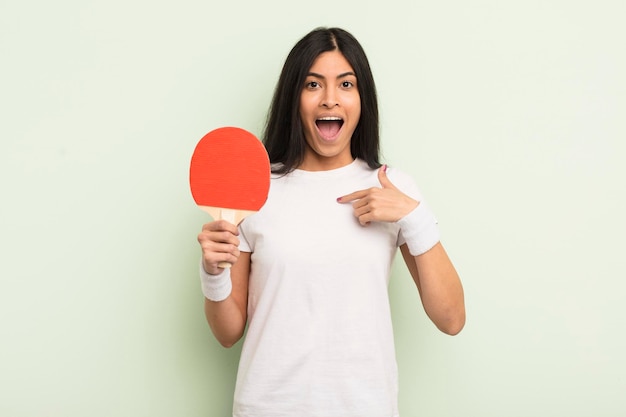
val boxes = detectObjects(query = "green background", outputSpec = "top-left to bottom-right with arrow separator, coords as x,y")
2,0 -> 625,415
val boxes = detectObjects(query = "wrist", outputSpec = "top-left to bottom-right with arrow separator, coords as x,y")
199,260 -> 232,301
397,201 -> 440,256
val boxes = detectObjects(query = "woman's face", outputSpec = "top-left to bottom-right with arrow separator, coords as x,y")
298,50 -> 361,171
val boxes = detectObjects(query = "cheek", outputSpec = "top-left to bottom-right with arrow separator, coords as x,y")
298,108 -> 316,139
299,99 -> 315,123
349,102 -> 362,123
346,94 -> 361,115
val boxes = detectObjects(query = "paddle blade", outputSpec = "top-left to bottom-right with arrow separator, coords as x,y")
189,127 -> 270,213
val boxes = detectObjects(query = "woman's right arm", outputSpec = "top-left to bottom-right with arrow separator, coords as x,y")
198,220 -> 250,348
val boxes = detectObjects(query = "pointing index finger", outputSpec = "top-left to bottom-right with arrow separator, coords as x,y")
337,189 -> 369,203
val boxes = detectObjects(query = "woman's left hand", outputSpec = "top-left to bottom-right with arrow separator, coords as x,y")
337,165 -> 419,226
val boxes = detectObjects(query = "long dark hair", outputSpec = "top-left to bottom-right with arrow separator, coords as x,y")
263,27 -> 381,174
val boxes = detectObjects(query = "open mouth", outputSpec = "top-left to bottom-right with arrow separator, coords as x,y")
315,116 -> 344,140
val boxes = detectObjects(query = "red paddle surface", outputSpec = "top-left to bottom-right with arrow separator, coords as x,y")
190,127 -> 270,212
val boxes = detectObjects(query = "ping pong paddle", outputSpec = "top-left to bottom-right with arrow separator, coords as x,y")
189,126 -> 270,267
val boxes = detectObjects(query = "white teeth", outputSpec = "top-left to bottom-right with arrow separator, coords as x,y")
317,116 -> 342,121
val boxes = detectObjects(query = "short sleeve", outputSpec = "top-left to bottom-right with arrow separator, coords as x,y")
238,221 -> 252,253
385,166 -> 436,248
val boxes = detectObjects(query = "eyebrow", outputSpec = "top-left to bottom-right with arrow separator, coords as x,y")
307,71 -> 356,79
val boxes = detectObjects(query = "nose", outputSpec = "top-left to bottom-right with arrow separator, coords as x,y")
321,88 -> 338,108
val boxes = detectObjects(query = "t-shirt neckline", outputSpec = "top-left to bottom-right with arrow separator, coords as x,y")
287,159 -> 365,179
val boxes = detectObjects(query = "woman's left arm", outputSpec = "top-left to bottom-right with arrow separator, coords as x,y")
339,165 -> 465,335
400,242 -> 465,335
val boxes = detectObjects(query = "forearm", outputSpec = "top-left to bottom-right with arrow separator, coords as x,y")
401,243 -> 465,335
204,296 -> 247,348
201,252 -> 250,347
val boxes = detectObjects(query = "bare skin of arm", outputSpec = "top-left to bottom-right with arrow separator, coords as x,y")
198,220 -> 250,347
400,243 -> 465,334
339,166 -> 466,335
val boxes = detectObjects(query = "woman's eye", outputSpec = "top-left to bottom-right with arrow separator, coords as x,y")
307,81 -> 319,88
341,81 -> 354,88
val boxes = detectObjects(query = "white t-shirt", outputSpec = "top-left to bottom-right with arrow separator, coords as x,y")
234,159 -> 424,417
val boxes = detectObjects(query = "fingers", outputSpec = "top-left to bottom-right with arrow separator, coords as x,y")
353,210 -> 373,226
338,165 -> 395,203
337,189 -> 379,226
338,188 -> 379,226
337,189 -> 369,204
198,220 -> 241,274
337,165 -> 418,225
351,194 -> 384,226
201,219 -> 239,235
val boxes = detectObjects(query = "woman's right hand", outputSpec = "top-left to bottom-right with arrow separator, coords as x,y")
197,220 -> 241,275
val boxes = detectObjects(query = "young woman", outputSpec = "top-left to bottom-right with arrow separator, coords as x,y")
197,27 -> 465,417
